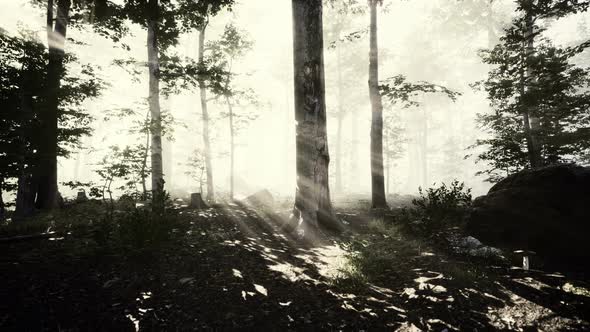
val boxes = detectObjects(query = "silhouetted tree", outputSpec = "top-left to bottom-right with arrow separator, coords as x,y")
291,0 -> 341,237
474,0 -> 590,181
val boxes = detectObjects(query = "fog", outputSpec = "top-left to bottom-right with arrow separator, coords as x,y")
2,0 -> 588,199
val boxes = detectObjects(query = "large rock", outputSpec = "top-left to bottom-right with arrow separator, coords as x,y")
466,164 -> 590,270
244,189 -> 275,208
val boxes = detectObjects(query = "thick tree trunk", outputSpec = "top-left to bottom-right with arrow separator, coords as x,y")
36,0 -> 70,210
147,0 -> 164,198
198,24 -> 215,202
291,0 -> 340,236
14,54 -> 37,219
524,12 -> 542,168
368,0 -> 387,208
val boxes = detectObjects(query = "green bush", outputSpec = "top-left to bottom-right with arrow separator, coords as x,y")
399,180 -> 472,236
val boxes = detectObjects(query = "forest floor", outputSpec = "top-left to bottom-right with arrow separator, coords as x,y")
0,197 -> 589,331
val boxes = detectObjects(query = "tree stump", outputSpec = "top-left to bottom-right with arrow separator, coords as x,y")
76,189 -> 88,202
190,193 -> 208,209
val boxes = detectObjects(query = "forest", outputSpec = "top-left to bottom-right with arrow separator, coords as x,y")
1,0 -> 589,330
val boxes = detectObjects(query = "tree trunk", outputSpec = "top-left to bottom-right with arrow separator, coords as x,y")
36,0 -> 70,210
421,108 -> 428,187
524,11 -> 542,168
350,105 -> 359,191
198,24 -> 215,202
0,180 -> 5,221
147,0 -> 164,198
368,0 -> 387,208
384,129 -> 390,195
15,176 -> 38,221
334,44 -> 344,194
226,96 -> 235,200
141,110 -> 150,200
486,0 -> 497,49
291,0 -> 340,236
14,53 -> 37,220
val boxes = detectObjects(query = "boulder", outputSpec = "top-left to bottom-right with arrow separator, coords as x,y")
245,189 -> 275,208
466,164 -> 590,271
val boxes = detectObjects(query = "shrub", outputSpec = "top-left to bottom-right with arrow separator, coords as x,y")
399,180 -> 472,236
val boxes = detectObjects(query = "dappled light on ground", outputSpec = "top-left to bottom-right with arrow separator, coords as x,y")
0,202 -> 588,330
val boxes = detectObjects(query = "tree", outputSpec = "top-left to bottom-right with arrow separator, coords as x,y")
474,0 -> 590,181
123,0 -> 234,207
32,0 -> 126,210
185,149 -> 207,195
197,22 -> 215,202
208,23 -> 256,200
380,74 -> 461,190
368,0 -> 387,208
0,29 -> 103,219
291,0 -> 341,237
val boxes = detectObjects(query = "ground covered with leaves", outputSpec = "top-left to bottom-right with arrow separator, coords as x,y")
0,197 -> 589,331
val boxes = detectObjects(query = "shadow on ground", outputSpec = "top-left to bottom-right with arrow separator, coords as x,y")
0,203 -> 588,331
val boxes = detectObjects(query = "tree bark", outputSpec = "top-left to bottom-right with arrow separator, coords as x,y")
36,0 -> 70,210
524,12 -> 542,168
198,24 -> 215,202
368,0 -> 387,208
291,0 -> 340,236
147,0 -> 164,196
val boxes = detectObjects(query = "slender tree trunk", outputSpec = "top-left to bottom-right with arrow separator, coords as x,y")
291,0 -> 340,236
198,24 -> 215,202
421,108 -> 428,187
0,179 -> 5,221
141,118 -> 150,201
368,0 -> 387,208
486,0 -> 497,49
36,0 -> 70,210
350,106 -> 359,191
147,0 -> 164,198
524,13 -> 542,168
334,44 -> 344,194
225,96 -> 235,200
385,130 -> 390,195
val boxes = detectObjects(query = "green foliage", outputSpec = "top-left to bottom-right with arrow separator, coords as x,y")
400,181 -> 472,236
378,75 -> 459,171
95,145 -> 149,203
379,75 -> 461,108
0,29 -> 102,203
185,149 -> 207,194
473,0 -> 590,181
